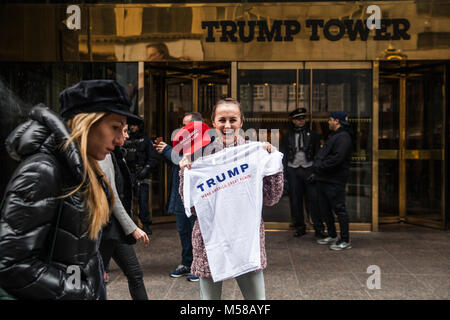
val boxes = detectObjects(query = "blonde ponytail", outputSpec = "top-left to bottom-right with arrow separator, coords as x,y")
65,112 -> 114,240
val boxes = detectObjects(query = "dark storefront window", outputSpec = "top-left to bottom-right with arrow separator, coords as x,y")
237,65 -> 372,224
0,62 -> 139,196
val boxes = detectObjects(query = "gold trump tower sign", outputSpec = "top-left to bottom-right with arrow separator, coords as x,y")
201,19 -> 411,43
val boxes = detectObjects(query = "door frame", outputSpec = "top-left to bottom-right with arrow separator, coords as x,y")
378,61 -> 447,229
237,61 -> 374,232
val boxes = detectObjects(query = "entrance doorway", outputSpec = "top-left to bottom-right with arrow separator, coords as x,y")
379,61 -> 447,229
237,62 -> 373,231
145,62 -> 230,221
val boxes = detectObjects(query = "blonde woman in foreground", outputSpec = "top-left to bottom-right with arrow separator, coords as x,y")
0,80 -> 141,300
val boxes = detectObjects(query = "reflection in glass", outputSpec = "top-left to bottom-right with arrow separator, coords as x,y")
406,160 -> 442,221
146,62 -> 230,217
0,62 -> 138,197
379,160 -> 399,217
312,69 -> 372,223
406,65 -> 444,150
238,69 -> 300,114
379,78 -> 399,149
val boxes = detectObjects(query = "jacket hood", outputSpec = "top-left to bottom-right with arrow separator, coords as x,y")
5,103 -> 85,183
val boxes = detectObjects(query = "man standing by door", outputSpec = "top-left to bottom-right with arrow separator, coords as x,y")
281,108 -> 326,238
124,123 -> 159,236
310,111 -> 353,250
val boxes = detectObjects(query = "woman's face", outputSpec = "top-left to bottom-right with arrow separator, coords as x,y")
87,113 -> 126,160
212,103 -> 243,144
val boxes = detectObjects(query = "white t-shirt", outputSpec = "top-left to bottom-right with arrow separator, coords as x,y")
183,142 -> 283,282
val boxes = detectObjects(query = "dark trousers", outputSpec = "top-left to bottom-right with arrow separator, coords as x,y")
316,181 -> 350,242
100,239 -> 148,300
175,212 -> 197,268
286,166 -> 325,233
138,182 -> 152,226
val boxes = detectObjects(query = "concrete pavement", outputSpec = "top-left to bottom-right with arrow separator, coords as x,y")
106,223 -> 450,300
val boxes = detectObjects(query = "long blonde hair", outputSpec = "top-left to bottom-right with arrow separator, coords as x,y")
64,112 -> 114,240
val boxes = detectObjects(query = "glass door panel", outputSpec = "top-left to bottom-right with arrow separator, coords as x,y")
237,62 -> 373,226
404,64 -> 445,227
406,159 -> 443,222
167,77 -> 193,133
311,68 -> 372,223
237,67 -> 305,224
379,77 -> 400,219
198,72 -> 230,124
378,62 -> 446,228
146,62 -> 230,219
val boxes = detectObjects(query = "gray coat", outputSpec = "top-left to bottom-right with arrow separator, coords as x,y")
99,154 -> 137,236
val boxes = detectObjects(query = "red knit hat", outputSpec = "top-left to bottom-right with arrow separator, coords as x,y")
172,121 -> 212,155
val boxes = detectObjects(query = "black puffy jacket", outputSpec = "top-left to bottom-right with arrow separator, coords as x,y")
0,104 -> 105,300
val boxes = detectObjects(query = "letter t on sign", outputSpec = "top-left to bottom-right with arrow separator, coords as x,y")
202,21 -> 220,42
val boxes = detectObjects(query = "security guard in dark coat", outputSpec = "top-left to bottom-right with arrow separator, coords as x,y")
281,108 -> 326,238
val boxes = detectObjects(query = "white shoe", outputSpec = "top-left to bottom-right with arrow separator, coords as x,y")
317,237 -> 337,245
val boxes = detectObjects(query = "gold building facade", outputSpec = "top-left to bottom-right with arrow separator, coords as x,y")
0,1 -> 449,231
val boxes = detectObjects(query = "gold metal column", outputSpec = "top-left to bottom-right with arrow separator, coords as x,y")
399,74 -> 407,221
231,62 -> 237,98
192,75 -> 199,112
138,62 -> 145,118
295,68 -> 299,110
372,61 -> 379,232
442,66 -> 447,227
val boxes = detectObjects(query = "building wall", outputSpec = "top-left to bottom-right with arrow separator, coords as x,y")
0,1 -> 449,62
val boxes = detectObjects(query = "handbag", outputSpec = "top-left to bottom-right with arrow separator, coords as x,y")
0,197 -> 64,300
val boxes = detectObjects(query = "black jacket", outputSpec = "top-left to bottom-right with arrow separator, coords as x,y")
123,130 -> 159,180
281,124 -> 321,168
0,104 -> 105,300
161,145 -> 185,215
313,127 -> 353,185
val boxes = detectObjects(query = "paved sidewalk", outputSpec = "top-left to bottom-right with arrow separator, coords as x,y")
106,223 -> 450,300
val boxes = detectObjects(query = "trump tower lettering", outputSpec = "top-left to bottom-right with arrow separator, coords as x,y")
182,142 -> 283,282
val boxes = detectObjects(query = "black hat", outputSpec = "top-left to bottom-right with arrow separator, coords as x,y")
289,108 -> 307,119
330,111 -> 349,126
59,80 -> 143,125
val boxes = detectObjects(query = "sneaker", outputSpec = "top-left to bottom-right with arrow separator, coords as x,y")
170,265 -> 190,278
317,236 -> 337,245
186,274 -> 199,282
314,230 -> 328,239
330,239 -> 352,251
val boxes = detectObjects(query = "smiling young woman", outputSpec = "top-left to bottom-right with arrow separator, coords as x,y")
179,98 -> 284,300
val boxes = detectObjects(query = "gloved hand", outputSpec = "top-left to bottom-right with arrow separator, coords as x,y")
306,173 -> 316,183
137,165 -> 150,180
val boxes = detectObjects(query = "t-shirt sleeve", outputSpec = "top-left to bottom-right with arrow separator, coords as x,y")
182,169 -> 192,218
261,148 -> 284,177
